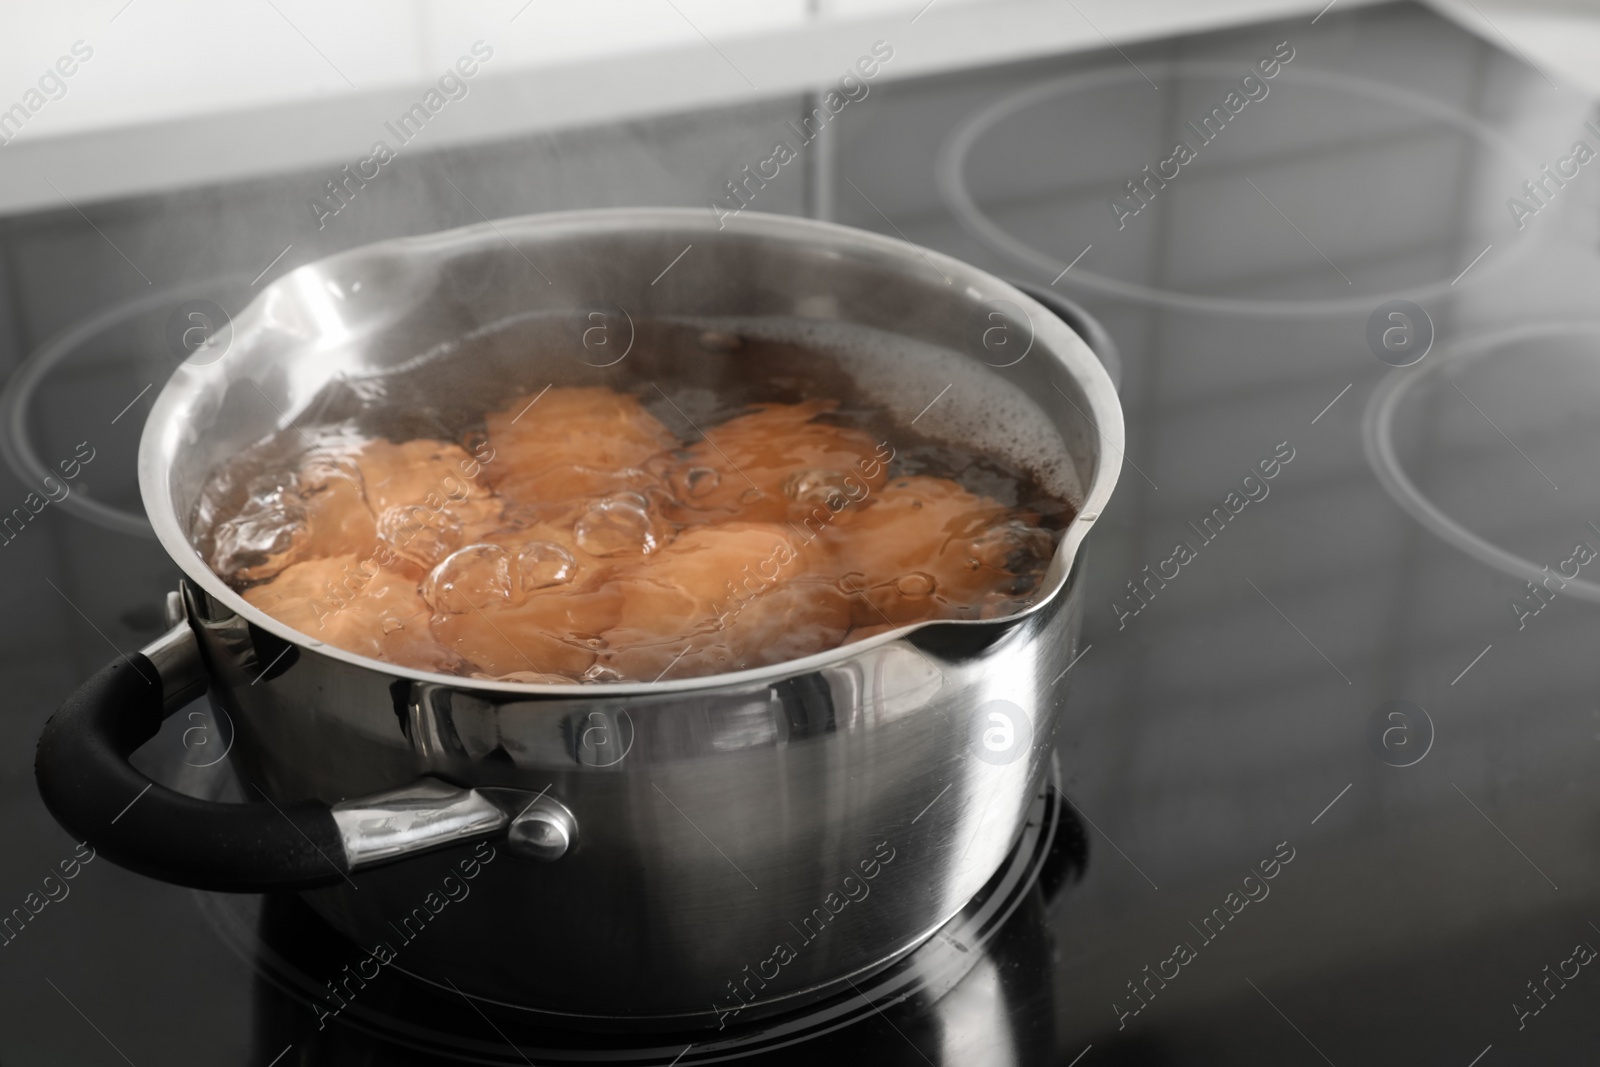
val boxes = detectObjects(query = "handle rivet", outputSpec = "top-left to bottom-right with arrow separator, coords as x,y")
507,799 -> 577,861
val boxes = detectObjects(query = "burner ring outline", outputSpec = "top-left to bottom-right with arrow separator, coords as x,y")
1362,320 -> 1600,602
936,62 -> 1541,318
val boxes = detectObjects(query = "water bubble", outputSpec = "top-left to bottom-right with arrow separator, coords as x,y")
499,502 -> 543,530
377,504 -> 463,568
211,508 -> 308,581
573,493 -> 660,557
381,617 -> 404,634
784,469 -> 853,506
423,544 -> 513,614
674,466 -> 721,500
581,663 -> 626,683
517,540 -> 577,590
298,451 -> 365,496
895,572 -> 936,599
245,470 -> 292,502
209,473 -> 309,580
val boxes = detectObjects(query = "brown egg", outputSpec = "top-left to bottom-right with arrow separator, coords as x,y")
422,498 -> 675,680
430,582 -> 620,681
215,436 -> 501,583
484,386 -> 677,507
827,476 -> 1029,628
294,453 -> 376,560
597,522 -> 851,681
360,438 -> 498,518
361,438 -> 502,565
213,383 -> 1061,683
418,512 -> 624,681
242,554 -> 460,672
663,401 -> 890,525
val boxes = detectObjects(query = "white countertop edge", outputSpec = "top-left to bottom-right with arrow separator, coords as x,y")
1421,0 -> 1600,98
0,0 -> 1386,217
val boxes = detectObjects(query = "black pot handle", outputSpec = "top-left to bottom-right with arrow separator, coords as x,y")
35,619 -> 565,892
34,649 -> 350,892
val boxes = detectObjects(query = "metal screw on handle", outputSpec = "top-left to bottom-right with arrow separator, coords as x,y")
505,796 -> 578,861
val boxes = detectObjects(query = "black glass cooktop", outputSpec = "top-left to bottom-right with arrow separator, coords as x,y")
7,2 -> 1600,1063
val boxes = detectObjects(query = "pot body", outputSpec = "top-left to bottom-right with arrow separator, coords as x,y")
124,207 -> 1121,1025
193,560 -> 1083,1024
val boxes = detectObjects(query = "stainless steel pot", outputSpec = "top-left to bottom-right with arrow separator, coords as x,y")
35,208 -> 1121,1028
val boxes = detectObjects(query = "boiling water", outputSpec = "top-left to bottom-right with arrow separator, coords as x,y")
191,316 -> 1079,683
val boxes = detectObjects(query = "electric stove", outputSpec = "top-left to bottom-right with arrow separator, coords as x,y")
5,2 -> 1600,1063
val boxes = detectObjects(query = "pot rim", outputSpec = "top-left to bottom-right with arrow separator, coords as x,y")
139,207 -> 1123,697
